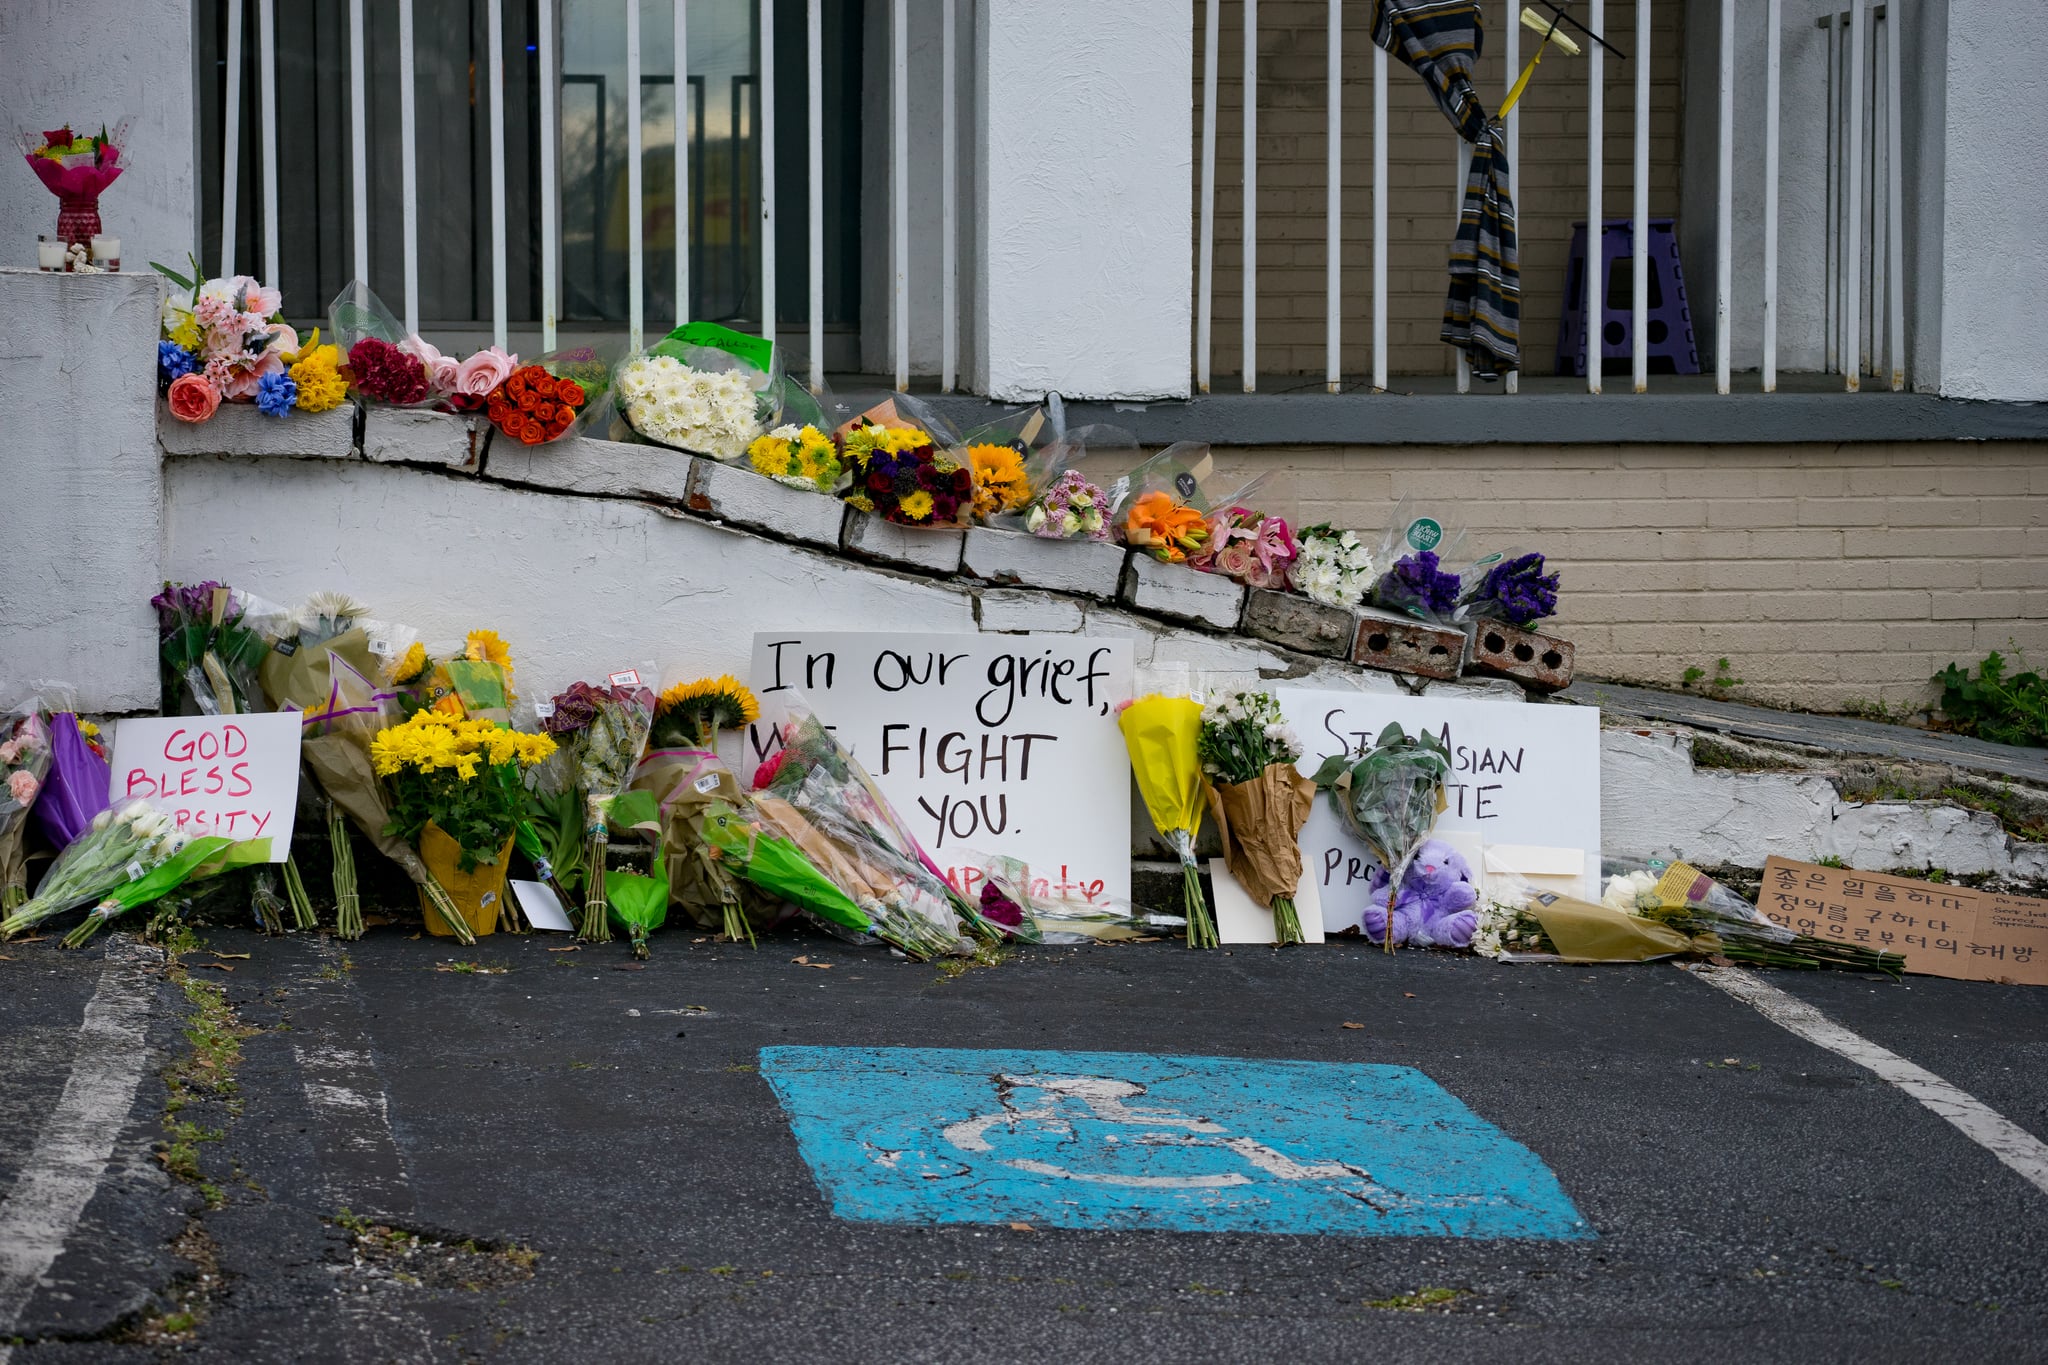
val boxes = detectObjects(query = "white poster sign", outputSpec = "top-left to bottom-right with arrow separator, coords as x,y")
747,632 -> 1135,906
108,713 -> 303,857
1276,691 -> 1602,933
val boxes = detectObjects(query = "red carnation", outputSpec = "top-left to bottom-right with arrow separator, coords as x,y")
346,337 -> 429,404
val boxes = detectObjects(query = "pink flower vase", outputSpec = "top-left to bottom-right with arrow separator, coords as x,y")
57,194 -> 101,248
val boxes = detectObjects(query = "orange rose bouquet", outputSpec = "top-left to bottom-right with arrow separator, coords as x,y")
484,343 -> 615,447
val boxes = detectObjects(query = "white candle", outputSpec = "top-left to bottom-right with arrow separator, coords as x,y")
37,237 -> 65,271
90,234 -> 120,269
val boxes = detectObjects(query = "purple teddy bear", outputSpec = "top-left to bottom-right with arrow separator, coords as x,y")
1360,838 -> 1479,949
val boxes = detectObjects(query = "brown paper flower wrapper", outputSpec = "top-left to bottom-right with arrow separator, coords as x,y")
1204,762 -> 1317,907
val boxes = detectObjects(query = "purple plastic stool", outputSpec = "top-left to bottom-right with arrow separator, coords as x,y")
1554,218 -> 1700,378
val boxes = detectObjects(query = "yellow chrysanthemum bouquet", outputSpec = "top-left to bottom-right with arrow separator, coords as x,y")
370,711 -> 556,938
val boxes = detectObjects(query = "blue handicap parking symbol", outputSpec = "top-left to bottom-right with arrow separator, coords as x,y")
759,1046 -> 1590,1239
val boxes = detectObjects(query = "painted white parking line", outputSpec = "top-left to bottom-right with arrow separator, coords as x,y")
0,940 -> 158,1364
1693,965 -> 2048,1199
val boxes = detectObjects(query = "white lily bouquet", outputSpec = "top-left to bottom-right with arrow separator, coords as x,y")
0,801 -> 188,940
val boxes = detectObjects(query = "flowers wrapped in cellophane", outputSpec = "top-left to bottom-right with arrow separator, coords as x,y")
837,396 -> 976,529
1461,550 -> 1561,627
1290,524 -> 1378,608
22,121 -> 128,247
543,675 -> 657,941
31,704 -> 110,855
1115,443 -> 1265,565
328,279 -> 518,414
1191,508 -> 1298,589
2,799 -> 262,946
1371,500 -> 1470,625
152,580 -> 285,717
157,262 -> 322,423
386,628 -> 518,725
485,346 -> 614,447
1310,722 -> 1451,953
1006,423 -> 1139,541
634,675 -> 764,945
754,711 -> 977,958
1197,687 -> 1315,945
958,404 -> 1062,525
1118,686 -> 1214,948
0,698 -> 53,911
614,321 -> 786,460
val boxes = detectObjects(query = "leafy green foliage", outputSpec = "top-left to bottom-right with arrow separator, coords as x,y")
1309,723 -> 1452,876
1934,651 -> 2048,748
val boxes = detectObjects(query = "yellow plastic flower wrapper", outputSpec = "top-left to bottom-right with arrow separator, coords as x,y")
1117,694 -> 1216,948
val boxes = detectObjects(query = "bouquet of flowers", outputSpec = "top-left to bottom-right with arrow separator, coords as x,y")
0,703 -> 52,911
755,712 -> 976,958
152,580 -> 281,717
959,404 -> 1060,524
1370,501 -> 1469,624
486,352 -> 609,446
515,738 -> 585,907
746,424 -> 844,493
636,676 -> 762,944
31,706 -> 110,855
388,629 -> 518,726
1290,525 -> 1377,608
955,854 -> 1045,944
1462,551 -> 1561,627
543,675 -> 657,941
156,263 -> 322,423
1311,723 -> 1452,952
1601,858 -> 1902,975
371,711 -> 557,938
1192,508 -> 1298,589
701,792 -> 874,942
838,398 -> 975,529
615,321 -> 785,459
398,336 -> 521,413
1024,470 -> 1112,541
1116,443 -> 1264,565
1197,687 -> 1315,945
1118,687 -> 1214,948
1,800 -> 180,940
21,121 -> 128,246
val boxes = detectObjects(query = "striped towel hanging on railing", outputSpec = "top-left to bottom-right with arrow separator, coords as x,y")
1372,0 -> 1521,379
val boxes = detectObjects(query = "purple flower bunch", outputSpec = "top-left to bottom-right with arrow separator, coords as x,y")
1026,470 -> 1112,541
1469,552 -> 1560,627
1374,550 -> 1462,620
979,879 -> 1026,930
151,579 -> 225,633
542,680 -> 608,735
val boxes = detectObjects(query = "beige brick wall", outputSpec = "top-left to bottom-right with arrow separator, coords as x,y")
1199,0 -> 1688,380
1203,441 -> 2048,711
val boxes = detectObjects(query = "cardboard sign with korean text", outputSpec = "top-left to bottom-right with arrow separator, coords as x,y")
1760,857 -> 2048,986
746,632 -> 1134,907
1275,690 -> 1602,934
108,713 -> 302,858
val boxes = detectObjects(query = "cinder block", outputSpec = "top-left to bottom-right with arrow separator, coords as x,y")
361,407 -> 485,472
1350,606 -> 1464,680
842,512 -> 966,575
487,435 -> 695,504
1240,589 -> 1354,660
687,458 -> 848,548
1118,554 -> 1246,631
961,527 -> 1127,599
157,400 -> 355,460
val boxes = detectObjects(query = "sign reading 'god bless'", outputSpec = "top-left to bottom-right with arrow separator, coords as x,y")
108,713 -> 303,857
746,632 -> 1135,907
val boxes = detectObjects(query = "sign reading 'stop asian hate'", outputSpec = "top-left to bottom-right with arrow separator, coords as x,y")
746,632 -> 1134,906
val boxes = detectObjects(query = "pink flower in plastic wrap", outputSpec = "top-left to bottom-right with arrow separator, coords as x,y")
450,346 -> 518,411
0,739 -> 18,766
8,771 -> 38,806
1214,540 -> 1257,581
401,336 -> 461,397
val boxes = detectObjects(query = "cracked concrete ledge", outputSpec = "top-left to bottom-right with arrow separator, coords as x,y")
1603,727 -> 2048,883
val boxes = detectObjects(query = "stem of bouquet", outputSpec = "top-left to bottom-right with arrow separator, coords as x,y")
629,923 -> 652,960
419,875 -> 476,946
3,884 -> 24,913
720,894 -> 756,948
1172,831 -> 1217,950
329,802 -> 362,940
1270,894 -> 1306,946
61,900 -> 122,950
281,856 -> 318,930
579,830 -> 612,942
250,871 -> 287,935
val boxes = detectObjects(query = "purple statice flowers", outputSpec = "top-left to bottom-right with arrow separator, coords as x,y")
1469,552 -> 1560,627
1374,550 -> 1462,620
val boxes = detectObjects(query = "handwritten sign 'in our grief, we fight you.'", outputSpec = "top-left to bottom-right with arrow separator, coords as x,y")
746,632 -> 1135,907
108,713 -> 303,858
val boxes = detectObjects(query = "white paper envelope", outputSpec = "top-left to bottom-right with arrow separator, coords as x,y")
511,880 -> 575,932
1212,860 -> 1325,945
1483,844 -> 1591,900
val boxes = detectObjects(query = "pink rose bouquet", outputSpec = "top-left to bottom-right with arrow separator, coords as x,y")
450,346 -> 519,412
1192,507 -> 1298,589
0,703 -> 52,911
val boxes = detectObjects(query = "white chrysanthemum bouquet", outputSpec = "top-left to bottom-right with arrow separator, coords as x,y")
1290,523 -> 1377,608
615,354 -> 764,460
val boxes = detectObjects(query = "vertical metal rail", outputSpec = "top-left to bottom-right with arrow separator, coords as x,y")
1763,0 -> 1782,392
1196,0 -> 1220,392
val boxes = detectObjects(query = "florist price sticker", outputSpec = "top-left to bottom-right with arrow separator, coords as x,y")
109,714 -> 301,857
746,632 -> 1134,907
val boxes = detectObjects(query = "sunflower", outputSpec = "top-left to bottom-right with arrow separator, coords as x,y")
464,628 -> 513,671
385,640 -> 429,685
967,442 -> 1030,519
652,674 -> 761,749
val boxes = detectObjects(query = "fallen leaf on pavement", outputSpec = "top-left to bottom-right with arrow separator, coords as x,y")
209,952 -> 252,961
546,945 -> 581,953
1340,1021 -> 1365,1030
12,936 -> 47,944
1403,992 -> 1416,998
1008,1223 -> 1034,1232
192,962 -> 234,972
612,963 -> 647,972
790,956 -> 833,970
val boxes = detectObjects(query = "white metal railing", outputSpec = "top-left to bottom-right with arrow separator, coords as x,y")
214,1 -> 965,394
1197,0 -> 1912,395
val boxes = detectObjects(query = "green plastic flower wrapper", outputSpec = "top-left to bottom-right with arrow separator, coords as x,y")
601,787 -> 667,958
1311,722 -> 1452,953
699,798 -> 871,936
